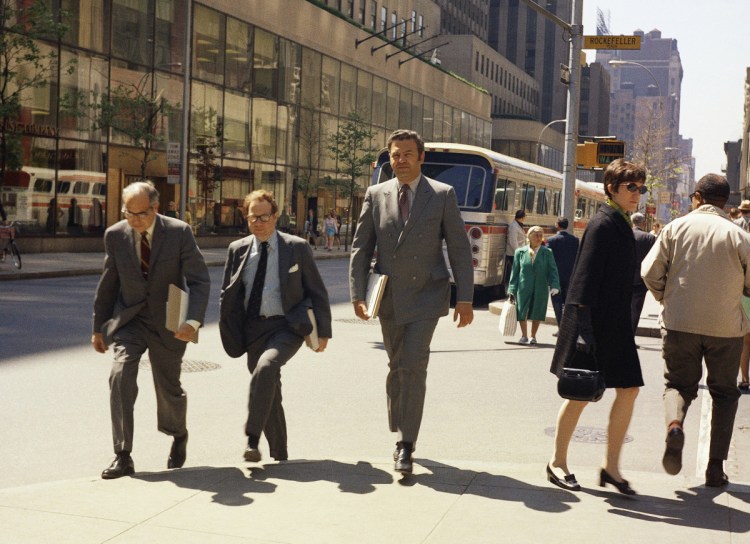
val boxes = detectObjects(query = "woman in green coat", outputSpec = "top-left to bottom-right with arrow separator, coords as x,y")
508,225 -> 561,344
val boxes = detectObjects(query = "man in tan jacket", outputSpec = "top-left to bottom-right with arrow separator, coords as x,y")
642,174 -> 750,487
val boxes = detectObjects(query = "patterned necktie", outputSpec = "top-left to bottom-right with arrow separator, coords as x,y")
399,184 -> 411,225
246,241 -> 269,319
140,232 -> 150,279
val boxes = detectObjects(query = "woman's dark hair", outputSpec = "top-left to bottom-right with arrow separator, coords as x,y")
514,209 -> 526,220
603,159 -> 647,197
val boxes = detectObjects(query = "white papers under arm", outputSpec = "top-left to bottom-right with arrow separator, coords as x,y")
366,273 -> 388,319
166,283 -> 199,343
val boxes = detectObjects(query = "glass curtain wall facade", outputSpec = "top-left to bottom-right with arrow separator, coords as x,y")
0,0 -> 490,238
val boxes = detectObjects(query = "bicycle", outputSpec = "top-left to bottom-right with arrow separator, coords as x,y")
0,225 -> 22,269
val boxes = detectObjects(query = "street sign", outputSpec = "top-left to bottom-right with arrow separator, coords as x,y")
167,142 -> 181,185
583,35 -> 641,50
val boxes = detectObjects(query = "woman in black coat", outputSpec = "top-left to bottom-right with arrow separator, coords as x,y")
546,159 -> 647,496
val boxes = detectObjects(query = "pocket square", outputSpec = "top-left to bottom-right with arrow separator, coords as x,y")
288,264 -> 299,273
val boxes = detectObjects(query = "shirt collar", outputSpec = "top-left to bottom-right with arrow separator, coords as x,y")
400,175 -> 421,192
136,217 -> 157,240
254,230 -> 278,251
605,198 -> 633,227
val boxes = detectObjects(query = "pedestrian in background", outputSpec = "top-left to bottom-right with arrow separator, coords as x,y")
548,159 -> 646,496
349,129 -> 474,474
505,209 -> 526,288
734,200 -> 750,232
92,181 -> 210,479
545,217 -> 579,330
507,225 -> 560,345
323,211 -> 338,251
642,174 -> 750,487
219,190 -> 331,463
630,212 -> 656,335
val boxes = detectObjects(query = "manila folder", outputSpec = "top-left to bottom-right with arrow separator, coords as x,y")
304,308 -> 319,351
366,273 -> 388,319
166,284 -> 199,343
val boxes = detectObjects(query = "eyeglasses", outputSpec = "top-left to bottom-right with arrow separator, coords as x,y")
247,214 -> 273,223
624,183 -> 648,195
122,208 -> 153,220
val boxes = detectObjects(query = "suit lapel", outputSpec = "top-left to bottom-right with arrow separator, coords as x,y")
277,233 -> 293,288
147,215 -> 166,276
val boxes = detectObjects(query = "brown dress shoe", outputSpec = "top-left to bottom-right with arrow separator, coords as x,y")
662,427 -> 684,475
705,460 -> 729,487
394,443 -> 414,474
102,453 -> 134,480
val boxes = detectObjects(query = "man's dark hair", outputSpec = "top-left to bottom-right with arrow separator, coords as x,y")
556,216 -> 568,230
694,173 -> 730,207
603,158 -> 647,197
387,129 -> 424,155
514,209 -> 526,220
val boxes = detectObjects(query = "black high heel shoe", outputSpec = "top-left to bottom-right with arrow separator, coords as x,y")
599,468 -> 636,496
546,464 -> 581,491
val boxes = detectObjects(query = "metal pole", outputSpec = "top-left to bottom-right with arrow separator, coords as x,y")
561,0 -> 583,230
179,0 -> 192,222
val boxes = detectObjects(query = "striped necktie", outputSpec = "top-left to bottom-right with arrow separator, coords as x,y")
140,232 -> 150,279
399,184 -> 411,226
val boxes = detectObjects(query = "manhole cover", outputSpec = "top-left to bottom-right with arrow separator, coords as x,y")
544,426 -> 633,444
139,359 -> 221,373
336,318 -> 382,325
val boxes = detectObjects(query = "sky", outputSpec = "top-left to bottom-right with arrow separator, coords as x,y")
581,0 -> 750,176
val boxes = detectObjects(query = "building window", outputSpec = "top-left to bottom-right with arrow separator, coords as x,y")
371,1 -> 377,29
391,11 -> 397,40
411,10 -> 416,32
418,15 -> 424,37
381,6 -> 387,33
359,0 -> 366,24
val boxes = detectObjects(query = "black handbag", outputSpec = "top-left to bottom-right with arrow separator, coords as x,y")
557,366 -> 605,402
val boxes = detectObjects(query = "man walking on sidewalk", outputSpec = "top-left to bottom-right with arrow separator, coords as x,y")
642,174 -> 750,487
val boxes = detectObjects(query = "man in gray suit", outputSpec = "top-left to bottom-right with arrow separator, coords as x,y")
349,129 -> 474,474
92,181 -> 210,479
220,190 -> 332,463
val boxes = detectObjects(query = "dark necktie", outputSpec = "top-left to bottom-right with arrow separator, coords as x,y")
246,241 -> 269,319
399,184 -> 411,225
140,232 -> 150,279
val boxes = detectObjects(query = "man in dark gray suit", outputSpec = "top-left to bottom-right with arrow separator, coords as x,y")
350,129 -> 474,474
545,217 -> 579,327
220,190 -> 331,463
631,212 -> 656,334
92,181 -> 210,479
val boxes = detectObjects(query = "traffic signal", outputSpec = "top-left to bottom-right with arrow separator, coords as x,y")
597,140 -> 625,166
576,140 -> 626,169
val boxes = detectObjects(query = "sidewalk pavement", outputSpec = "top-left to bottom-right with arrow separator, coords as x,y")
3,250 -> 748,543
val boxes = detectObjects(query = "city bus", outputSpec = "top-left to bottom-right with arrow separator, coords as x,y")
370,142 -> 606,296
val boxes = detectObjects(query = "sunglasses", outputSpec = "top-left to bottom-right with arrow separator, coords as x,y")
624,183 -> 648,195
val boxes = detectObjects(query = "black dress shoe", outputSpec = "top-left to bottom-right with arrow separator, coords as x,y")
394,443 -> 413,474
705,460 -> 729,487
102,453 -> 134,480
599,468 -> 636,496
168,431 -> 188,469
662,426 -> 684,475
546,464 -> 581,491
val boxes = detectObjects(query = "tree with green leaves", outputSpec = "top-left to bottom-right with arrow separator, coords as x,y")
294,105 -> 323,232
0,0 -> 69,187
326,111 -> 375,250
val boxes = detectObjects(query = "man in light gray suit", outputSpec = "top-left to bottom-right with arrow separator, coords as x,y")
350,129 -> 474,474
220,190 -> 332,463
92,181 -> 210,479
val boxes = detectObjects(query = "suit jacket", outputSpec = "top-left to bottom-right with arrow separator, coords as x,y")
545,230 -> 579,285
632,226 -> 656,288
219,231 -> 332,358
93,215 -> 210,351
349,175 -> 473,325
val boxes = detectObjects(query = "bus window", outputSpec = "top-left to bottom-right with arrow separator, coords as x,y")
56,181 -> 71,194
73,182 -> 90,195
466,167 -> 484,208
93,182 -> 106,196
536,187 -> 550,215
521,183 -> 535,212
576,197 -> 586,218
588,199 -> 597,217
553,190 -> 561,216
34,178 -> 53,193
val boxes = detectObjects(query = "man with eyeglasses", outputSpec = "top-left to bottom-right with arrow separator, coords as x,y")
92,181 -> 210,479
219,190 -> 331,463
642,174 -> 750,488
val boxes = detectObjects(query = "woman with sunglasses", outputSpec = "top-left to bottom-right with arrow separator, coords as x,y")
546,159 -> 647,496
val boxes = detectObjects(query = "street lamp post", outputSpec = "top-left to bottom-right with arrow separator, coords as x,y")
179,0 -> 192,223
536,119 -> 566,170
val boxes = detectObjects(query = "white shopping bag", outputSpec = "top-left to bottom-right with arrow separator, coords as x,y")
498,299 -> 518,337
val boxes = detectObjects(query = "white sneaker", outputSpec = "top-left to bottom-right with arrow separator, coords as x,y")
529,337 -> 538,345
519,336 -> 529,344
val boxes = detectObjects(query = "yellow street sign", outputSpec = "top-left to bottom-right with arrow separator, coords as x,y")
583,35 -> 641,50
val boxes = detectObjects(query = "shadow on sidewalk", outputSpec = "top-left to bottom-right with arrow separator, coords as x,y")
583,485 -> 750,533
247,459 -> 394,494
403,459 -> 581,513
